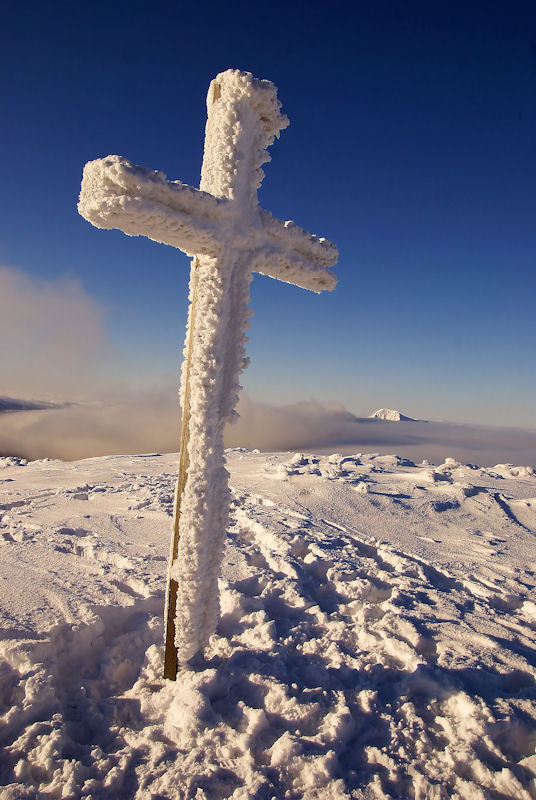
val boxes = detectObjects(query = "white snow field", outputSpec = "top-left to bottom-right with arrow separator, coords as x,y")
1,449 -> 536,800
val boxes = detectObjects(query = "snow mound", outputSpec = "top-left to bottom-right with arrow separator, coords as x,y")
370,407 -> 418,421
493,463 -> 536,478
0,456 -> 28,468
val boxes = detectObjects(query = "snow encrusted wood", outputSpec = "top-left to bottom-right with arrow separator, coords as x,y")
79,156 -> 337,292
78,69 -> 338,674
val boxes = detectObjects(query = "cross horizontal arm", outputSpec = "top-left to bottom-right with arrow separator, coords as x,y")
78,155 -> 227,257
251,246 -> 337,292
259,210 -> 338,269
256,210 -> 338,292
79,155 -> 338,292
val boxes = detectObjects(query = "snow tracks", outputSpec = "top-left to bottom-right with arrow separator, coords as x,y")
0,451 -> 535,799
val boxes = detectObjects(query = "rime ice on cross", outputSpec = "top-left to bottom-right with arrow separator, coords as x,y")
78,69 -> 338,679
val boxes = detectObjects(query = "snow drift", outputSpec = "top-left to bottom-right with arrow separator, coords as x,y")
1,449 -> 535,798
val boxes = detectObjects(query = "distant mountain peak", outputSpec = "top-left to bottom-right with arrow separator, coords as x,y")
370,408 -> 418,422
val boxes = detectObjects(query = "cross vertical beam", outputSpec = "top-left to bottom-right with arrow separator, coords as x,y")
77,70 -> 338,679
164,260 -> 199,679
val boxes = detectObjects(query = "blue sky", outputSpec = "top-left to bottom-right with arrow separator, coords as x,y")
1,0 -> 535,428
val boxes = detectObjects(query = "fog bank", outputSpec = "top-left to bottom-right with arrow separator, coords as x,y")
1,393 -> 535,469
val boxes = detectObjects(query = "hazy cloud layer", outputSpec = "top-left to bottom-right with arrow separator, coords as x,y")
0,389 -> 179,461
1,393 -> 535,468
232,399 -> 536,467
1,264 -> 534,468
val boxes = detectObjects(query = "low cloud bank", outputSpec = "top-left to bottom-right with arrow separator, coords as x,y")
2,264 -> 534,468
230,398 -> 536,467
1,393 -> 535,468
0,390 -> 179,461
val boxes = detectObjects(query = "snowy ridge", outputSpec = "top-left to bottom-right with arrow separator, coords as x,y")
1,450 -> 535,798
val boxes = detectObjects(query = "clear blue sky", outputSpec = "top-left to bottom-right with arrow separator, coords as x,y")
1,0 -> 535,427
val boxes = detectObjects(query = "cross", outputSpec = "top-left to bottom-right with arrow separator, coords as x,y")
78,69 -> 338,680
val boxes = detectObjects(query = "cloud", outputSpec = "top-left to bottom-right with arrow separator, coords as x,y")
229,398 -> 536,467
1,392 -> 535,468
0,389 -> 179,461
228,398 -> 366,451
0,393 -> 384,462
0,264 -> 112,399
1,265 -> 534,467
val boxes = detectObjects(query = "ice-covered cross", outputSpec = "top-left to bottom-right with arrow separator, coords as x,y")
78,69 -> 338,679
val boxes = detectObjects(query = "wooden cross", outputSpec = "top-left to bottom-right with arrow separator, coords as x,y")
78,69 -> 338,679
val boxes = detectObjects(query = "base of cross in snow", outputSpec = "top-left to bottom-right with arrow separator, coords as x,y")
1,449 -> 535,798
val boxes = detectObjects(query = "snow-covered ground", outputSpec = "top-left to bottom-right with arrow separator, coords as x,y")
1,449 -> 535,799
